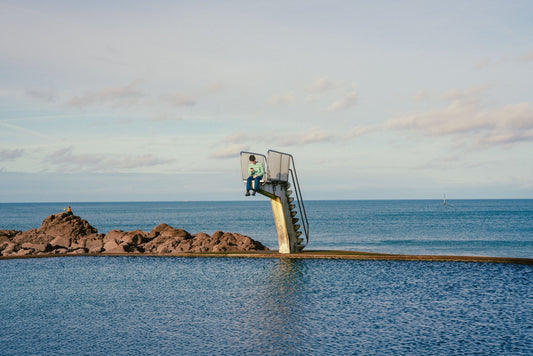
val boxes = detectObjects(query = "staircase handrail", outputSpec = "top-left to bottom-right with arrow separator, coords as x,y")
289,166 -> 309,245
267,149 -> 309,245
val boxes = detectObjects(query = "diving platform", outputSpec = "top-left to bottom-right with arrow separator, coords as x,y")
240,150 -> 309,253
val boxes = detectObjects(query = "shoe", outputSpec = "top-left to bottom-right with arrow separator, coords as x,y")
252,191 -> 256,196
245,191 -> 250,196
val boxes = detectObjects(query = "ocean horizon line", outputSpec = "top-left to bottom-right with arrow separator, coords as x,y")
2,198 -> 533,204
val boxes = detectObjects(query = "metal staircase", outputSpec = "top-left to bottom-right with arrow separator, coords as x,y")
240,150 -> 309,253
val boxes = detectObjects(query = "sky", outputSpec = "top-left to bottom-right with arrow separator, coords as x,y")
1,0 -> 532,202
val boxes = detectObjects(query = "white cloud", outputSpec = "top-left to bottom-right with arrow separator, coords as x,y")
347,85 -> 533,150
414,84 -> 494,103
326,92 -> 358,112
45,146 -> 174,172
346,125 -> 379,138
307,77 -> 337,93
305,77 -> 350,104
384,98 -> 533,144
269,92 -> 297,105
148,113 -> 184,122
279,128 -> 335,146
163,92 -> 197,107
66,81 -> 145,108
223,132 -> 249,144
0,149 -> 24,161
472,58 -> 492,70
25,88 -> 56,102
0,122 -> 50,140
203,81 -> 225,95
518,50 -> 533,63
212,128 -> 334,157
209,144 -> 250,159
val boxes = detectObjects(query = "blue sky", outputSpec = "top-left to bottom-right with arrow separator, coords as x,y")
1,0 -> 532,202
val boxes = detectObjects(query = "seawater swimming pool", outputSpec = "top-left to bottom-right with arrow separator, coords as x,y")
0,256 -> 531,355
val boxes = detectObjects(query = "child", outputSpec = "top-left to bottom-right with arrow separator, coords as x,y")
246,155 -> 264,196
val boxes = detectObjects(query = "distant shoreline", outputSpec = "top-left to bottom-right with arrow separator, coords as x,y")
1,250 -> 532,265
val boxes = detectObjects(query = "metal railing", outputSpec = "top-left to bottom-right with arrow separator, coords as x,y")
268,150 -> 310,245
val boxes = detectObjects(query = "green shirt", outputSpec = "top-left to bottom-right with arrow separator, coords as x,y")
248,162 -> 264,177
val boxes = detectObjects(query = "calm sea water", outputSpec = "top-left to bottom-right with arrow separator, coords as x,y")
1,200 -> 532,355
0,257 -> 531,355
1,200 -> 532,257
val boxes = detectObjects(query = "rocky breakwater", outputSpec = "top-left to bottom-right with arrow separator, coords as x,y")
0,212 -> 268,257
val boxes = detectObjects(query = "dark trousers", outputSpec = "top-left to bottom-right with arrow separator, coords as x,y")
246,175 -> 263,191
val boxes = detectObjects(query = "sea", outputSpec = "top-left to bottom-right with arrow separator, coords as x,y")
1,200 -> 532,355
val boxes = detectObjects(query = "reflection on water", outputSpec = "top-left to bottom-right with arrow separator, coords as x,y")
0,257 -> 531,355
254,258 -> 308,354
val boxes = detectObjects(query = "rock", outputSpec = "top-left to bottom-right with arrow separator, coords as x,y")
101,229 -> 146,253
143,225 -> 193,253
85,234 -> 105,253
1,213 -> 269,257
149,224 -> 190,239
21,242 -> 49,253
102,243 -> 127,254
70,238 -> 85,250
118,230 -> 147,252
69,248 -> 87,254
14,248 -> 32,256
143,235 -> 184,254
50,236 -> 71,249
13,228 -> 48,244
39,212 -> 97,239
189,231 -> 268,253
103,230 -> 123,251
147,223 -> 171,239
12,213 -> 98,246
121,230 -> 146,246
0,230 -> 21,243
1,242 -> 17,256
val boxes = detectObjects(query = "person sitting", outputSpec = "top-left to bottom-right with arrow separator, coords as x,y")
246,155 -> 264,196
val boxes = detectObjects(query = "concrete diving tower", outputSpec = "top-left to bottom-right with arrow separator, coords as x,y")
240,150 -> 309,253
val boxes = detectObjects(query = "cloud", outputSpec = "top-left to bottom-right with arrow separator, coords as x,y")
112,155 -> 174,169
414,84 -> 494,104
209,144 -> 250,159
518,50 -> 533,63
45,146 -> 174,172
472,58 -> 492,70
307,77 -> 338,93
148,113 -> 184,122
203,81 -> 225,94
267,77 -> 359,112
326,92 -> 358,112
66,81 -> 145,108
383,97 -> 533,143
223,132 -> 249,144
25,88 -> 56,102
217,127 -> 336,151
347,85 -> 533,149
346,125 -> 380,138
163,92 -> 197,107
278,128 -> 335,146
268,92 -> 297,105
305,77 -> 348,104
0,149 -> 24,161
0,122 -> 50,139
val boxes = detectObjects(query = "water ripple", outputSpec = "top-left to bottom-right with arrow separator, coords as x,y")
0,257 -> 531,355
